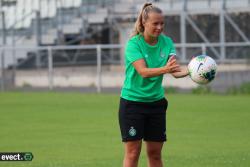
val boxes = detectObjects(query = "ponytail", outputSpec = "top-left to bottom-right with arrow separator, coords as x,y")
130,3 -> 162,37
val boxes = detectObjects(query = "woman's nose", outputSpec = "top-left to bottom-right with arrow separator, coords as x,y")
156,24 -> 162,30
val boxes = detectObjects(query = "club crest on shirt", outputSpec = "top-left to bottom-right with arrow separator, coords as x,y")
160,52 -> 166,58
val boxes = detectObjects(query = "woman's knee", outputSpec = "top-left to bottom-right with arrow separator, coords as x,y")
147,148 -> 162,160
124,141 -> 142,160
126,149 -> 141,160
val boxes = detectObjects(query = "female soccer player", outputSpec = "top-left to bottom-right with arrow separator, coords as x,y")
118,2 -> 189,167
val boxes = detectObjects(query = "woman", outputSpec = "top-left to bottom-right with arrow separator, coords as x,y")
118,3 -> 189,167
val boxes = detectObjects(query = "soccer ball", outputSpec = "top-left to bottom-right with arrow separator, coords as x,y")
188,55 -> 217,84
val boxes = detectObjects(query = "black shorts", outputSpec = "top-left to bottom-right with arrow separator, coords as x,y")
118,97 -> 168,142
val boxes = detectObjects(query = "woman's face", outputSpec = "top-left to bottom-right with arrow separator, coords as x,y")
143,12 -> 164,38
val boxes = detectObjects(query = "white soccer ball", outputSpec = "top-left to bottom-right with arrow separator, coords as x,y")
188,55 -> 217,84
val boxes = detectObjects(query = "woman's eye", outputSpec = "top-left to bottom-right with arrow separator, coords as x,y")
153,22 -> 164,26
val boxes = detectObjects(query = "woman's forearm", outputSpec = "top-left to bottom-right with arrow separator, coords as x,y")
138,66 -> 169,78
133,58 -> 181,78
171,66 -> 189,78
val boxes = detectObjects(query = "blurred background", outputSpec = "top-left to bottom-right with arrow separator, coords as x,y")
0,0 -> 250,93
0,1 -> 250,167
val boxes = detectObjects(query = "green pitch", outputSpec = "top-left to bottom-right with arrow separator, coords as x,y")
0,92 -> 249,167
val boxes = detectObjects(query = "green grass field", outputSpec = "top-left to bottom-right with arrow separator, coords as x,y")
0,92 -> 249,167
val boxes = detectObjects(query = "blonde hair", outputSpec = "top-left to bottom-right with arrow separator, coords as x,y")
130,3 -> 162,37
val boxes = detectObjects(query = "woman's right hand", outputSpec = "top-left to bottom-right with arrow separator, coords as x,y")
164,56 -> 181,74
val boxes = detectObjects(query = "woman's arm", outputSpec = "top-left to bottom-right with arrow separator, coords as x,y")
171,66 -> 189,78
132,56 -> 181,78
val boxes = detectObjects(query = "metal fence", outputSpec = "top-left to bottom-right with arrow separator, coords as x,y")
0,43 -> 250,92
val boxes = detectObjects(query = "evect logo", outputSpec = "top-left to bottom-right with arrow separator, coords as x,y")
0,152 -> 33,161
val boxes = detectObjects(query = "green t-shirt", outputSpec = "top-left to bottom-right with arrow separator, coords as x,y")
121,34 -> 176,102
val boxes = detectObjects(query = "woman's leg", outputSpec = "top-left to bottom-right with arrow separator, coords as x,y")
123,140 -> 142,167
145,141 -> 164,167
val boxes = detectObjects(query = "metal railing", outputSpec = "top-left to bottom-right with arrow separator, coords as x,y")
0,42 -> 250,92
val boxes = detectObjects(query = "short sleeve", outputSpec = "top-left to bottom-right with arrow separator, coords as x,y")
168,38 -> 176,56
125,40 -> 144,63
